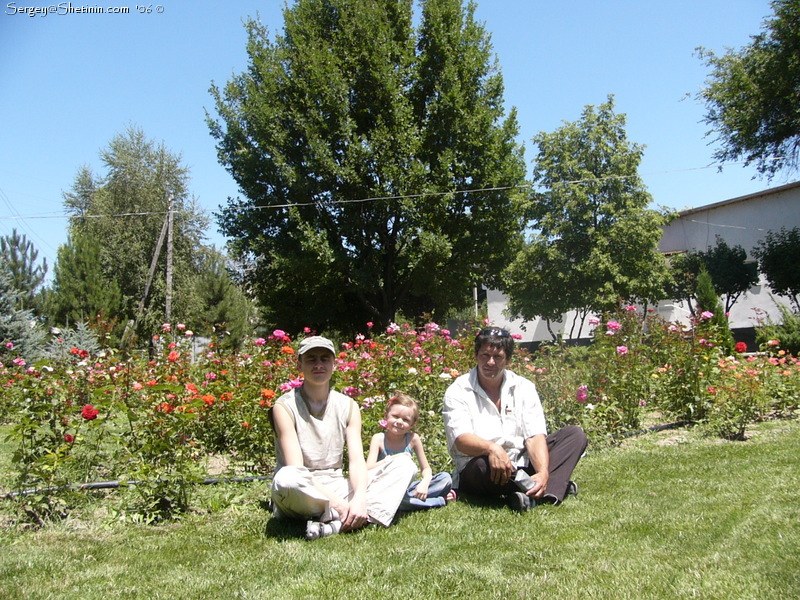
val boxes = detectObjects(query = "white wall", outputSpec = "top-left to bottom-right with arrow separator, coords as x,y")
658,182 -> 800,331
488,182 -> 800,343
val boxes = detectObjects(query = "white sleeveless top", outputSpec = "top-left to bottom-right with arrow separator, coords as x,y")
274,387 -> 354,471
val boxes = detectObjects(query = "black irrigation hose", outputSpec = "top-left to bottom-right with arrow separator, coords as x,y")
2,475 -> 272,500
618,420 -> 695,439
2,421 -> 695,500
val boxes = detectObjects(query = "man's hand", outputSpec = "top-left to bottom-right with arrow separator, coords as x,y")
527,471 -> 549,499
487,442 -> 515,486
524,434 -> 550,499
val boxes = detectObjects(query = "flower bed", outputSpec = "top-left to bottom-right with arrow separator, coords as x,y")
1,312 -> 797,521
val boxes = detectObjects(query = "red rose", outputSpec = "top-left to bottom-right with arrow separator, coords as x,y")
735,341 -> 748,353
81,405 -> 99,420
64,434 -> 75,443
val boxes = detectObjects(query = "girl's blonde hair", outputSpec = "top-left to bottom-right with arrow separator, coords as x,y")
384,392 -> 419,424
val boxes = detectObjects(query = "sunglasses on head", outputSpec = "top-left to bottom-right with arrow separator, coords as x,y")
477,328 -> 510,338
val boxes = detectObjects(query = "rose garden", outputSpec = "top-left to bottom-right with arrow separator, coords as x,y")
2,305 -> 797,524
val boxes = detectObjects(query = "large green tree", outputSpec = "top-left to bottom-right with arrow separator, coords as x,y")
665,251 -> 703,316
502,96 -> 671,338
208,0 -> 527,334
698,0 -> 800,177
696,236 -> 759,314
0,229 -> 47,316
667,236 -> 759,315
62,127 -> 209,341
753,226 -> 800,311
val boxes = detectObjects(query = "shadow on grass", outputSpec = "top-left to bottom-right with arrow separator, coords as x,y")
391,491 -> 508,524
447,491 -> 509,509
263,491 -> 513,540
264,515 -> 306,540
257,498 -> 304,540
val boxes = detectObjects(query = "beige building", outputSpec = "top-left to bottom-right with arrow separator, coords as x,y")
488,181 -> 800,345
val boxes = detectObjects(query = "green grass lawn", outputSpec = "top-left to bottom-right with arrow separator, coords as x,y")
1,420 -> 798,599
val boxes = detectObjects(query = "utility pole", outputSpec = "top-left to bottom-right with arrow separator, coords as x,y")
165,193 -> 174,323
121,212 -> 169,349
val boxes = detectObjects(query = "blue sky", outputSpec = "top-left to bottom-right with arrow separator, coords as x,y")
0,0 -> 788,279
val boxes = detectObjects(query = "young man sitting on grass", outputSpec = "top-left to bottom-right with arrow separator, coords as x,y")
270,336 -> 417,539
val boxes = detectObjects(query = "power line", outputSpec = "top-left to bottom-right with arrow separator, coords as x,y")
0,160 -> 792,224
0,184 -> 530,221
0,187 -> 59,260
688,219 -> 768,232
0,210 -> 166,221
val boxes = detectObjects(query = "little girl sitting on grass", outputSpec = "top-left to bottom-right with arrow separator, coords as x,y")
366,393 -> 456,510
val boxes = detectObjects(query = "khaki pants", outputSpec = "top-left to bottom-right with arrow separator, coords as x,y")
271,453 -> 417,527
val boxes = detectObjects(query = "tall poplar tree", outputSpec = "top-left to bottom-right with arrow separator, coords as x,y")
62,127 -> 209,338
208,0 -> 527,334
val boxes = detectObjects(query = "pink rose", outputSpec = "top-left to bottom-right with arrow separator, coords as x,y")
576,385 -> 588,402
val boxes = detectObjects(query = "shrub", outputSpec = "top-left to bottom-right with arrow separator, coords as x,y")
40,322 -> 102,362
756,303 -> 800,356
647,311 -> 725,422
704,356 -> 770,440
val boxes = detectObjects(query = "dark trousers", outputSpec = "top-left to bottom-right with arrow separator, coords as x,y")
457,425 -> 588,503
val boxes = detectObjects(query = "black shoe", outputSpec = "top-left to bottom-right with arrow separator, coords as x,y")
566,480 -> 578,497
508,491 -> 533,512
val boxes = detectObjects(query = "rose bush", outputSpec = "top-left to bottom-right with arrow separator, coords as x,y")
1,312 -> 798,522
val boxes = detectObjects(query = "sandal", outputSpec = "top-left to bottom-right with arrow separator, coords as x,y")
305,519 -> 342,541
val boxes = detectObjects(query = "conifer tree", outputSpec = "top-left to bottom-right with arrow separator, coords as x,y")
195,248 -> 254,350
695,267 -> 735,354
0,261 -> 45,359
0,229 -> 48,315
46,229 -> 124,338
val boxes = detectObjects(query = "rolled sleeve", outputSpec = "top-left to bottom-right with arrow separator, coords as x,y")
515,377 -> 548,439
442,385 -> 472,454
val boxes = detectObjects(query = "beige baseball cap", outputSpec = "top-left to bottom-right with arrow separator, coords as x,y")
298,335 -> 336,355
